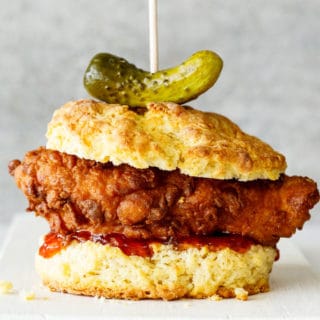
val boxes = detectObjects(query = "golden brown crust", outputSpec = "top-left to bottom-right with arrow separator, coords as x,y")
43,279 -> 270,301
35,240 -> 276,300
46,99 -> 286,181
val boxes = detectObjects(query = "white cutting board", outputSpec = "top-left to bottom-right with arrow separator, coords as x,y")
0,215 -> 320,320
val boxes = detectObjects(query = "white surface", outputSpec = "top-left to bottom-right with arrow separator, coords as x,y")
0,215 -> 320,319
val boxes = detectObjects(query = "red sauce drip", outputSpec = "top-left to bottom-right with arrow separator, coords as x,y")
75,231 -> 153,257
39,231 -> 264,259
39,233 -> 67,258
173,234 -> 256,254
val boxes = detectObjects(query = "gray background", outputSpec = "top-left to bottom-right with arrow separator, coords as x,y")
1,0 -> 319,228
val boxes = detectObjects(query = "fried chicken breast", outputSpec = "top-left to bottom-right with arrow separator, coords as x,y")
9,147 -> 319,246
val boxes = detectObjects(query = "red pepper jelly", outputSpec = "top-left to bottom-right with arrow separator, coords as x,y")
39,231 -> 262,259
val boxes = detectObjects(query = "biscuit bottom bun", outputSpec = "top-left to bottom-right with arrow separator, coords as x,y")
35,238 -> 277,301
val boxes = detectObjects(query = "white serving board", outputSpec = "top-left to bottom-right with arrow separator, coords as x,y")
0,215 -> 320,320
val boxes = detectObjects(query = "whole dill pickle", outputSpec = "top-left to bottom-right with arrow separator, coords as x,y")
83,50 -> 223,107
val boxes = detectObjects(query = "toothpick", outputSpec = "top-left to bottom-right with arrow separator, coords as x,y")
149,0 -> 159,73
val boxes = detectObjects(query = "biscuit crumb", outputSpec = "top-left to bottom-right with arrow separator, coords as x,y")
0,280 -> 13,294
234,288 -> 248,301
209,294 -> 222,301
20,290 -> 36,301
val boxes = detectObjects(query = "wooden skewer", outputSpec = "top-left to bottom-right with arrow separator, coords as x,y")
149,0 -> 159,73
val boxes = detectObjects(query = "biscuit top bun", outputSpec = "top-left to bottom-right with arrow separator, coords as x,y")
46,99 -> 286,181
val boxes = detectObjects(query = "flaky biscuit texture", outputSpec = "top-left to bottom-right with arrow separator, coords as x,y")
46,100 -> 286,180
35,240 -> 276,300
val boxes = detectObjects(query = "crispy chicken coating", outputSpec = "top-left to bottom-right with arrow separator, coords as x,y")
9,147 -> 319,245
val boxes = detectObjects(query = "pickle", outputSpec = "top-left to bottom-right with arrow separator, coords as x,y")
83,50 -> 223,107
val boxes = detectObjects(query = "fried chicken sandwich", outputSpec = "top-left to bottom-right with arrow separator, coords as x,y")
9,99 -> 319,300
